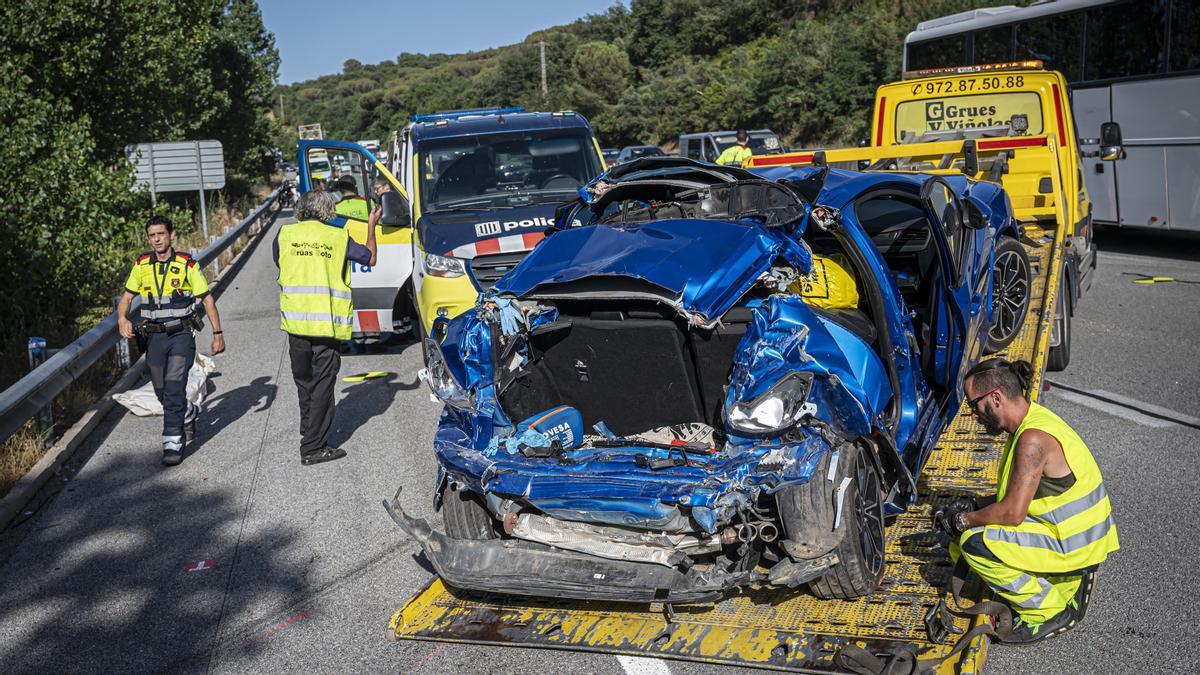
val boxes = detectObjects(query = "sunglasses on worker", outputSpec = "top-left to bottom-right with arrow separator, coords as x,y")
967,387 -> 1001,412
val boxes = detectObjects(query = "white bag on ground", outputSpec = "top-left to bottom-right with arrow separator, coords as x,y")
114,354 -> 215,416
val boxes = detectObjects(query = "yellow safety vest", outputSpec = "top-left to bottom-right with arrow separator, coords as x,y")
715,144 -> 753,167
986,402 -> 1119,574
277,219 -> 353,340
335,195 -> 369,220
125,251 -> 208,322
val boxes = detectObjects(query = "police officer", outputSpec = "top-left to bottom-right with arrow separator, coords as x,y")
935,359 -> 1119,643
275,190 -> 377,465
333,174 -> 369,221
715,129 -> 753,167
117,215 -> 225,466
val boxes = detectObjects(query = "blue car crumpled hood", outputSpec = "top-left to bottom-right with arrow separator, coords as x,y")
492,218 -> 812,327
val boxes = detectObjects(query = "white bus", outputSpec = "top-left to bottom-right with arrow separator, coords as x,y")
904,0 -> 1199,231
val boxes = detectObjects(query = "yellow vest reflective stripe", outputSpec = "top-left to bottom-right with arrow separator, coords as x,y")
335,196 -> 369,220
277,220 -> 353,340
716,145 -> 753,166
985,402 -> 1119,574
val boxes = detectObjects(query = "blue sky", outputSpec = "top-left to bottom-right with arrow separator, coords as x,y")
261,0 -> 622,84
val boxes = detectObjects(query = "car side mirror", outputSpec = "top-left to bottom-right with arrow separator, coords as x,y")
1100,122 -> 1124,161
379,190 -> 410,227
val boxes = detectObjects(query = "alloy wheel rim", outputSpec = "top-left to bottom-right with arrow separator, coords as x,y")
989,248 -> 1030,343
854,451 -> 885,577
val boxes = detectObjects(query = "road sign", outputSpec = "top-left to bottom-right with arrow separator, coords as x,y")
125,140 -> 226,240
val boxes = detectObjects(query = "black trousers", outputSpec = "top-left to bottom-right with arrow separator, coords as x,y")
147,329 -> 195,452
287,334 -> 341,455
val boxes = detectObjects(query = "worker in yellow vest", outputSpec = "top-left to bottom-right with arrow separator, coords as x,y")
274,190 -> 378,465
934,358 -> 1119,643
117,215 -> 225,466
333,174 -> 370,221
715,130 -> 753,167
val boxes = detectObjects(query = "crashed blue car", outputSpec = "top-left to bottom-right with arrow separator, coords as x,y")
386,157 -> 1031,602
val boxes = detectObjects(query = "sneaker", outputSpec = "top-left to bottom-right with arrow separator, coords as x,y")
301,446 -> 347,466
999,603 -> 1080,645
162,449 -> 183,466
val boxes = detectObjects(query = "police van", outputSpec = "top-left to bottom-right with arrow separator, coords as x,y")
297,108 -> 605,338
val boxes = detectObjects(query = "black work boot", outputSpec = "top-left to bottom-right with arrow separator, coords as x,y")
301,446 -> 346,466
162,448 -> 183,466
999,590 -> 1083,645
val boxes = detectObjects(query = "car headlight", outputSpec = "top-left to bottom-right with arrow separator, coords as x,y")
425,252 -> 465,278
418,338 -> 475,410
727,372 -> 816,435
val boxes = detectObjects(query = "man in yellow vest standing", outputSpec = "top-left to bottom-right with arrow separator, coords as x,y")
934,358 -> 1119,643
715,130 -> 753,167
275,190 -> 378,465
333,174 -> 370,221
117,215 -> 225,466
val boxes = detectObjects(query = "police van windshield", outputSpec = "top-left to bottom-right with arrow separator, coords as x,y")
893,91 -> 1044,142
420,130 -> 602,213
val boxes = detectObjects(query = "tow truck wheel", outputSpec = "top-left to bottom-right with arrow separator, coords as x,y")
1047,279 -> 1072,371
985,236 -> 1032,354
442,484 -> 497,540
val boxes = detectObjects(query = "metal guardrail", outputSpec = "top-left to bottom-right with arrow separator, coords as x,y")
0,185 -> 285,445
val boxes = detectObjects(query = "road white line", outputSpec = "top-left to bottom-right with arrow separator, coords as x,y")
617,655 -> 673,675
1050,390 -> 1177,428
1086,389 -> 1200,427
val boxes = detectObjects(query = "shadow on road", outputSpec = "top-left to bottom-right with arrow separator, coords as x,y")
328,373 -> 420,449
0,427 -> 302,672
189,375 -> 278,456
1097,226 -> 1200,263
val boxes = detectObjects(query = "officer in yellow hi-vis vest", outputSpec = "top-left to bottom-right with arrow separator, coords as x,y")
933,358 -> 1119,644
715,129 -> 754,167
333,174 -> 369,221
274,190 -> 377,465
117,215 -> 225,466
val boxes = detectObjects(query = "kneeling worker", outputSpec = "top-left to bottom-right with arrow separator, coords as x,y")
117,215 -> 225,466
275,190 -> 377,465
934,359 -> 1119,643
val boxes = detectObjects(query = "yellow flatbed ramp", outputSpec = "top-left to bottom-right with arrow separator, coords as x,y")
390,223 -> 1064,673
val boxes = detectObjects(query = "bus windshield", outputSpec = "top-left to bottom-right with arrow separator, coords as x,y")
893,91 -> 1044,142
419,130 -> 601,212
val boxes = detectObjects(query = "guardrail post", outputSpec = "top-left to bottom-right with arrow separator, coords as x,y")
26,337 -> 53,447
112,296 -> 132,371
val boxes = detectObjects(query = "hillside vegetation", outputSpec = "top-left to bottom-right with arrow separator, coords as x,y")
277,0 -> 1000,151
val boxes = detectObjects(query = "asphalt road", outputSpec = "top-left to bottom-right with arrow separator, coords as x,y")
0,219 -> 1196,674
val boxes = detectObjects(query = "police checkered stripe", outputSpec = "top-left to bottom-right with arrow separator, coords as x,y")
280,285 -> 352,300
280,311 -> 353,325
445,231 -> 545,259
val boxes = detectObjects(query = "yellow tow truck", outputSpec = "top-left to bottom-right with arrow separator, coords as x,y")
385,65 -> 1109,672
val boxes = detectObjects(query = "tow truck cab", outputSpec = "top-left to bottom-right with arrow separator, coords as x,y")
870,61 -> 1111,308
391,108 -> 605,337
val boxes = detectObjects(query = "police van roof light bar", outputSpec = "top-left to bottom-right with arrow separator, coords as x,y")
902,60 -> 1044,81
409,107 -> 526,123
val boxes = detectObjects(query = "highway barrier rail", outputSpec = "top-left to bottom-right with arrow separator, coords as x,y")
0,185 -> 284,446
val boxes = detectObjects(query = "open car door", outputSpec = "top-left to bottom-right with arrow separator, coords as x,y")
297,139 -> 413,334
917,176 -> 977,391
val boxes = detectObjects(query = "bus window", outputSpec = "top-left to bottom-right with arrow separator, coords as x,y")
1170,0 -> 1199,72
972,26 -> 1014,65
907,35 -> 966,70
1084,0 -> 1167,81
1015,12 -> 1084,82
894,92 -> 1044,142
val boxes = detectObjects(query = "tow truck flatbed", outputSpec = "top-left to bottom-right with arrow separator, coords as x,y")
386,139 -> 1071,673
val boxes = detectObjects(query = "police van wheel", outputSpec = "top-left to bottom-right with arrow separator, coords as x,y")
985,236 -> 1032,354
442,484 -> 497,540
808,443 -> 886,599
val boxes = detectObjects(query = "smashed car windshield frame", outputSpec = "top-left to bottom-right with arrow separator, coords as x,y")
585,179 -> 807,229
420,130 -> 602,213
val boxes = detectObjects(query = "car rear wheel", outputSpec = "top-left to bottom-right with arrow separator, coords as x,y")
795,443 -> 886,599
442,484 -> 497,540
985,236 -> 1032,353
